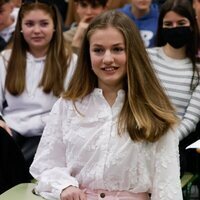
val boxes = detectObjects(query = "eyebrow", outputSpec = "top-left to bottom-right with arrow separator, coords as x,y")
163,19 -> 189,23
23,18 -> 50,21
91,43 -> 124,46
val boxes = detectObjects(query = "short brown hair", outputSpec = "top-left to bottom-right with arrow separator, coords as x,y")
74,0 -> 108,8
0,0 -> 10,6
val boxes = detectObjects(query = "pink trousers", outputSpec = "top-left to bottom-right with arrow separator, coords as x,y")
82,189 -> 150,200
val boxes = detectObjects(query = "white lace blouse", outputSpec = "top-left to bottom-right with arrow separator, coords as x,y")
30,89 -> 183,200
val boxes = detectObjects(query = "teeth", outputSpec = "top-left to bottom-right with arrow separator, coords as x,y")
104,66 -> 120,71
104,67 -> 114,71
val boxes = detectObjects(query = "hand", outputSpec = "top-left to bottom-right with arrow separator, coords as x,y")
0,120 -> 12,136
60,186 -> 87,200
81,15 -> 94,24
71,15 -> 94,50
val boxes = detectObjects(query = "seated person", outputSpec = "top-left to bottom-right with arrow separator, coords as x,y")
65,0 -> 131,27
0,0 -> 19,51
63,0 -> 108,54
118,0 -> 159,48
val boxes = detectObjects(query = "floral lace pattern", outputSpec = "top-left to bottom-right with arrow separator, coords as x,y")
30,89 -> 183,200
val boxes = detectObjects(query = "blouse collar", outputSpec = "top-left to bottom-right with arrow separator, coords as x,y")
26,52 -> 46,62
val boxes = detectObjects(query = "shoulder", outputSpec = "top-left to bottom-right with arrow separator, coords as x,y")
50,97 -> 73,117
0,49 -> 12,68
63,27 -> 77,44
0,49 -> 12,60
51,94 -> 92,118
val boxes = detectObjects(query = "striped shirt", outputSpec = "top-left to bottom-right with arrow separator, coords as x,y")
147,47 -> 200,140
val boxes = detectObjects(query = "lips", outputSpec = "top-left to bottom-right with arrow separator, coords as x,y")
32,37 -> 43,40
102,67 -> 119,71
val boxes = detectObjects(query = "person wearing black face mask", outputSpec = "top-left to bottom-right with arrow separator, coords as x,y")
161,26 -> 192,49
147,0 -> 200,180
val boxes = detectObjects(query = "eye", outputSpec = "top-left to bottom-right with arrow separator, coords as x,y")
40,21 -> 49,27
177,21 -> 188,27
24,21 -> 34,27
112,47 -> 125,54
163,22 -> 173,28
92,47 -> 104,55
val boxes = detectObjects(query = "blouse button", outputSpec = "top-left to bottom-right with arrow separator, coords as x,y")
100,193 -> 105,198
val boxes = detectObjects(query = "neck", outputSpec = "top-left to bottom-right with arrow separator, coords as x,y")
100,84 -> 122,107
131,6 -> 150,19
103,90 -> 117,107
163,44 -> 186,59
29,47 -> 48,58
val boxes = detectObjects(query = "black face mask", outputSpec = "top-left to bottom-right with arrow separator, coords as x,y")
162,26 -> 192,49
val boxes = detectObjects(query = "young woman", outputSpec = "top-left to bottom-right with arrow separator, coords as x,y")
147,0 -> 200,175
0,0 -> 77,193
30,10 -> 182,200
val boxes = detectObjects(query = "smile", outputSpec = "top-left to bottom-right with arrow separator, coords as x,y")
102,67 -> 119,71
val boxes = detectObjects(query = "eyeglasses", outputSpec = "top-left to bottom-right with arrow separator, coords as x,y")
22,0 -> 54,5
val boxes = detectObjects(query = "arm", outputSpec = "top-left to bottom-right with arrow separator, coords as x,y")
30,98 -> 79,200
0,53 -> 6,116
71,16 -> 93,53
0,120 -> 12,135
151,129 -> 183,200
177,84 -> 200,141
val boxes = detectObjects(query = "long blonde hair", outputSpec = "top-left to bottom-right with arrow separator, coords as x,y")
63,10 -> 178,142
5,2 -> 72,96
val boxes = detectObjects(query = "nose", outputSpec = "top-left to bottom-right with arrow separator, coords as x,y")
172,22 -> 178,28
33,25 -> 41,33
86,6 -> 93,15
103,50 -> 114,65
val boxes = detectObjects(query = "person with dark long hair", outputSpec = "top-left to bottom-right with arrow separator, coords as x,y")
147,0 -> 200,176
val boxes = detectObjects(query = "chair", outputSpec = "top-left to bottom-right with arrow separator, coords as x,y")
0,183 -> 44,200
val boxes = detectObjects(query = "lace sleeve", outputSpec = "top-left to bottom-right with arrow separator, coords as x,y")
151,129 -> 183,200
30,98 -> 79,200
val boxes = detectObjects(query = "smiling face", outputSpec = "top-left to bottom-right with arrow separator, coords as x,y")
21,9 -> 54,56
89,26 -> 127,91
